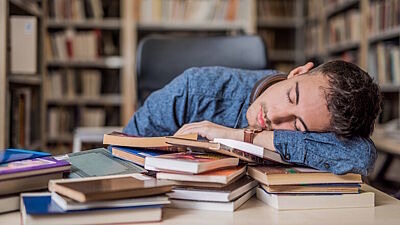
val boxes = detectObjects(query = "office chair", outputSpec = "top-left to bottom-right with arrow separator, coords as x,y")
136,35 -> 268,104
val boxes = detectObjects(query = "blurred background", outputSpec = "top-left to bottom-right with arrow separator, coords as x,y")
0,0 -> 399,198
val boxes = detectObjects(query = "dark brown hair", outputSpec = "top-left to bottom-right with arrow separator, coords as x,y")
312,60 -> 382,138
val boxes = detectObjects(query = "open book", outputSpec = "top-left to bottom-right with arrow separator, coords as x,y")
165,137 -> 290,165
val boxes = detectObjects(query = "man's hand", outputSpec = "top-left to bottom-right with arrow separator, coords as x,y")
175,121 -> 243,141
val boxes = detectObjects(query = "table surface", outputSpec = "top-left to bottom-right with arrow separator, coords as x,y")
1,184 -> 399,225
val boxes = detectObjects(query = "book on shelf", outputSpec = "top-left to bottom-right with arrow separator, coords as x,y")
168,187 -> 256,212
81,70 -> 101,98
57,148 -> 146,178
369,42 -> 400,85
110,145 -> 167,166
47,107 -> 75,138
328,9 -> 361,46
0,194 -> 20,214
256,187 -> 375,210
10,16 -> 37,74
0,156 -> 70,181
0,148 -> 50,164
247,166 -> 362,186
144,152 -> 239,174
165,136 -> 289,164
368,0 -> 400,36
20,193 -> 163,225
51,192 -> 170,211
81,108 -> 105,127
167,175 -> 258,202
48,173 -> 174,202
260,183 -> 361,194
48,0 -> 105,20
156,165 -> 246,185
102,131 -> 198,150
10,88 -> 32,148
258,0 -> 296,19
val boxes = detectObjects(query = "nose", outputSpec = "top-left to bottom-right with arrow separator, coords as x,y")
267,106 -> 295,129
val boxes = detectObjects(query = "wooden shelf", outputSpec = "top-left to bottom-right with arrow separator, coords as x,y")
137,21 -> 245,31
372,127 -> 400,156
46,57 -> 123,69
327,40 -> 360,54
9,0 -> 41,17
257,18 -> 303,28
268,50 -> 298,61
325,0 -> 359,18
47,95 -> 122,106
368,26 -> 400,44
8,74 -> 42,85
47,19 -> 121,29
379,84 -> 400,92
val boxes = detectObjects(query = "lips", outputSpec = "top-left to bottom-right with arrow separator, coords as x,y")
257,106 -> 267,129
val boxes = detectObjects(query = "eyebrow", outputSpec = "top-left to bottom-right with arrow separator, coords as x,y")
295,81 -> 309,131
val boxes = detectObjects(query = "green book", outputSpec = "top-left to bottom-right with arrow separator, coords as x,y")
55,148 -> 146,178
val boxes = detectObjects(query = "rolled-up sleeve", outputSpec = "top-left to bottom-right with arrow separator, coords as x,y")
273,130 -> 377,175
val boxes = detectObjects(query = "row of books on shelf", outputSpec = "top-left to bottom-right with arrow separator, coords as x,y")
48,0 -> 120,20
138,0 -> 249,23
328,9 -> 361,45
1,131 -> 374,224
305,24 -> 324,56
368,42 -> 400,85
46,30 -> 119,61
368,0 -> 400,36
48,107 -> 115,138
46,70 -> 109,99
258,0 -> 296,19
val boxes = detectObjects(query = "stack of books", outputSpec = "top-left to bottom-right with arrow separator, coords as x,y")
0,149 -> 71,213
103,132 -> 375,211
20,174 -> 174,225
249,166 -> 375,210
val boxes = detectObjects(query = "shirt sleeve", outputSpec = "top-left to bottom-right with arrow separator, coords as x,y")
123,70 -> 190,137
273,130 -> 377,175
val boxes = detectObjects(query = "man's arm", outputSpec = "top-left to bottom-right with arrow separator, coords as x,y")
175,121 -> 377,175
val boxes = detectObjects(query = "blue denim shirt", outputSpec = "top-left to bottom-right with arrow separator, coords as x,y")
124,67 -> 377,175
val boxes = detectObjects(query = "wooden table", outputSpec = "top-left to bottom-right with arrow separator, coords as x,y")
1,184 -> 399,225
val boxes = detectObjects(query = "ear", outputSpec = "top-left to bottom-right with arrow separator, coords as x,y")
287,62 -> 314,79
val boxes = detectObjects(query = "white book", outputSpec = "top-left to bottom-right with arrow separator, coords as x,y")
256,187 -> 375,210
168,187 -> 256,212
167,176 -> 258,202
51,192 -> 170,211
0,195 -> 19,213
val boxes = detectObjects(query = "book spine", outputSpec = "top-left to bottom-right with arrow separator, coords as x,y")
219,145 -> 275,165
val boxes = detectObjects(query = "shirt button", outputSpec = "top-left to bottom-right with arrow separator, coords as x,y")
324,163 -> 330,169
285,154 -> 290,160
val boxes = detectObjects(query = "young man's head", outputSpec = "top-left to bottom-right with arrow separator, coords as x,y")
246,60 -> 382,138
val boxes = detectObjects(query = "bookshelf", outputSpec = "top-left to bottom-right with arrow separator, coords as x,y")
257,0 -> 305,72
0,0 -> 44,150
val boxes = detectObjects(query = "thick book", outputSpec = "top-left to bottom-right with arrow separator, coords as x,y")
144,152 -> 239,174
0,157 -> 70,181
168,187 -> 256,212
165,136 -> 289,164
261,183 -> 360,194
103,132 -> 198,151
51,192 -> 170,211
1,172 -> 63,196
167,176 -> 258,202
156,165 -> 246,184
247,166 -> 362,186
0,194 -> 19,214
48,173 -> 174,202
256,187 -> 374,210
57,148 -> 146,178
21,193 -> 162,225
110,145 -> 167,166
0,148 -> 50,164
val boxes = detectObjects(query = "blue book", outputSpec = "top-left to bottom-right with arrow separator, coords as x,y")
0,149 -> 50,164
109,145 -> 166,166
21,193 -> 163,224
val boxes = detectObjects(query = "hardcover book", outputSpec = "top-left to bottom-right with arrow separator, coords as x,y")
21,193 -> 162,225
110,145 -> 167,166
48,174 -> 174,202
103,132 -> 198,151
247,166 -> 362,186
0,149 -> 50,164
0,157 -> 70,181
261,183 -> 360,194
144,152 -> 239,174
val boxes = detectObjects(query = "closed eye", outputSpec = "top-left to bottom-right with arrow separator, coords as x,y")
286,90 -> 293,104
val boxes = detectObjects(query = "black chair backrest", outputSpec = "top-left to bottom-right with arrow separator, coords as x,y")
136,35 -> 268,104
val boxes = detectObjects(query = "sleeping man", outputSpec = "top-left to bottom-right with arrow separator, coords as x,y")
123,60 -> 382,175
